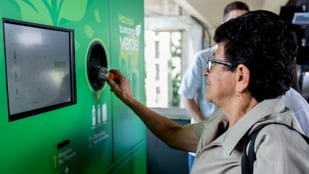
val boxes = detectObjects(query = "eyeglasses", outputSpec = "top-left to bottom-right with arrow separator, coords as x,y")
206,58 -> 236,73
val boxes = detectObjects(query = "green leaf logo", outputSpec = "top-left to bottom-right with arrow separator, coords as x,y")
15,0 -> 87,25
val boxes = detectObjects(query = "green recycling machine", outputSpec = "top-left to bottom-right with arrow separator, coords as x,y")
0,0 -> 146,173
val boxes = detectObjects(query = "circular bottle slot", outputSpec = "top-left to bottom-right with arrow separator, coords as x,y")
87,42 -> 108,90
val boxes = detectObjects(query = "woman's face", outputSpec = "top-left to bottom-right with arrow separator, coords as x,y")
205,43 -> 236,107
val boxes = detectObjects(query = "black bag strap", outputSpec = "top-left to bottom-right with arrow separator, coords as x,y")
241,122 -> 309,174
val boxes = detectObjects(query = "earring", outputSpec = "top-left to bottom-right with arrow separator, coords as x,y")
236,91 -> 241,97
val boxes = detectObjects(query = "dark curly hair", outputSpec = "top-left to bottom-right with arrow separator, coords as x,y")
214,10 -> 297,102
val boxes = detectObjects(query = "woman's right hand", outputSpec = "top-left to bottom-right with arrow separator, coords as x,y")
106,69 -> 134,104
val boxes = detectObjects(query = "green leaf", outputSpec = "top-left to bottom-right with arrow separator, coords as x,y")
15,0 -> 53,24
58,0 -> 87,24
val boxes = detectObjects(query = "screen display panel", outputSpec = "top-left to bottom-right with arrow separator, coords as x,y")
3,18 -> 76,121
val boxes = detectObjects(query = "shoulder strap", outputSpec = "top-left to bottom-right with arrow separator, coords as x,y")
241,122 -> 309,174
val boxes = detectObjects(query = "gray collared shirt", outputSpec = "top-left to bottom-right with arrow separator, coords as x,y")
191,96 -> 309,174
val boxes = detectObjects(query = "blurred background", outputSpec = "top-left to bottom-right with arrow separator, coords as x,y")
144,0 -> 309,109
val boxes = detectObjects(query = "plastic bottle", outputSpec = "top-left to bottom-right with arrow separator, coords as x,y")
97,104 -> 101,124
102,103 -> 107,123
92,105 -> 96,127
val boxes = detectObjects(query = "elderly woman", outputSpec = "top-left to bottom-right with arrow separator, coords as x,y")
107,10 -> 309,174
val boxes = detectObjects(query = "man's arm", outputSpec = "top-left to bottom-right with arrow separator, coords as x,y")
181,96 -> 205,122
107,69 -> 199,152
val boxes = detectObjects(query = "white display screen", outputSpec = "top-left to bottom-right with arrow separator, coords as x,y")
3,19 -> 76,121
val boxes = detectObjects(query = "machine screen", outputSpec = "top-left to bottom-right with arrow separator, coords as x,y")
3,19 -> 76,121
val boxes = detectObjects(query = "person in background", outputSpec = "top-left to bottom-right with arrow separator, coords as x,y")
285,87 -> 309,135
178,1 -> 249,170
107,10 -> 309,173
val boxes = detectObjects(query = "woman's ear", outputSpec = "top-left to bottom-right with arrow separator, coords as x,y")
235,64 -> 250,93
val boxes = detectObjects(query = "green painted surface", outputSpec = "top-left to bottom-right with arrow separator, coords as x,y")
0,0 -> 146,173
109,0 -> 146,163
